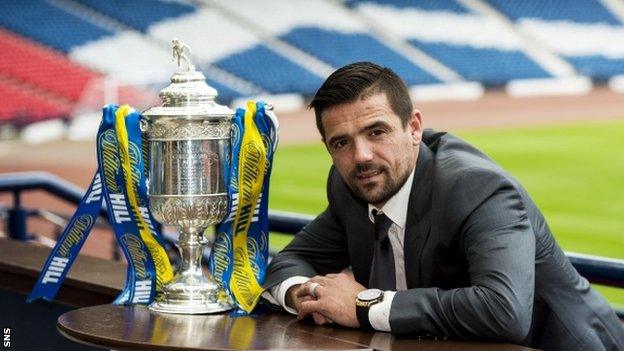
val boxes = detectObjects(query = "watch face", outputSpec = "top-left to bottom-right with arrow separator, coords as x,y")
357,289 -> 382,301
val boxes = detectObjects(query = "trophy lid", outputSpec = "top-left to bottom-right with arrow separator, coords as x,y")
143,39 -> 233,119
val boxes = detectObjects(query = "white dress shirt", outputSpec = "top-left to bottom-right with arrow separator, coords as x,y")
264,167 -> 416,332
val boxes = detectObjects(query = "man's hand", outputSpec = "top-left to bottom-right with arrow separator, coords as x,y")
285,284 -> 312,311
285,284 -> 333,325
297,271 -> 366,328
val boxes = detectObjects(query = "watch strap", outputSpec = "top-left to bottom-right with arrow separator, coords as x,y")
356,303 -> 373,330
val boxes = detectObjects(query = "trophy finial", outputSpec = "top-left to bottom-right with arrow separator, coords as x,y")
172,38 -> 195,71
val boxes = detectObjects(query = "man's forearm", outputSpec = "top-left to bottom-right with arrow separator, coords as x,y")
264,276 -> 309,314
390,284 -> 533,343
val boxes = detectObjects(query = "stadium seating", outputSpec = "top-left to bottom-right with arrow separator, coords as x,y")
69,28 -> 248,102
410,41 -> 550,85
565,56 -> 624,81
1,0 -> 624,129
148,8 -> 323,95
351,0 -> 551,85
73,0 -> 196,32
213,0 -> 441,86
69,31 -> 175,86
0,0 -> 114,53
0,77 -> 71,125
485,0 -> 624,80
203,78 -> 244,103
281,27 -> 440,86
485,0 -> 622,25
214,44 -> 324,95
347,0 -> 469,13
0,29 -> 99,102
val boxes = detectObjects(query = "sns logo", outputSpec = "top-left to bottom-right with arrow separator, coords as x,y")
3,327 -> 10,348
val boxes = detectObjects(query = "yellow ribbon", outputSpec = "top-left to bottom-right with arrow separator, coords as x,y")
115,105 -> 173,291
229,101 -> 267,312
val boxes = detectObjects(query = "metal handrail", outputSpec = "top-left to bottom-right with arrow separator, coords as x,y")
0,171 -> 110,220
2,171 -> 624,293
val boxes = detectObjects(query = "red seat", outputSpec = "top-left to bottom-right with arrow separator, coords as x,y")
0,29 -> 160,127
0,77 -> 71,125
0,29 -> 101,102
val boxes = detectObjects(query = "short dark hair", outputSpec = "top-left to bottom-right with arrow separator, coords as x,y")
309,62 -> 413,139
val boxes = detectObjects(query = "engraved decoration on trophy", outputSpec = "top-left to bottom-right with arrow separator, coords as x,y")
142,39 -> 234,314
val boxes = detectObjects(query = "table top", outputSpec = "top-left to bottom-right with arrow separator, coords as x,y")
57,304 -> 537,351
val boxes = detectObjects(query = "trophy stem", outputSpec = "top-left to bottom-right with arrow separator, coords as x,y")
178,228 -> 205,275
149,227 -> 233,314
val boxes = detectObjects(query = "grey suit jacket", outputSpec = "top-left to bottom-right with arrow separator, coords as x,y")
265,130 -> 624,350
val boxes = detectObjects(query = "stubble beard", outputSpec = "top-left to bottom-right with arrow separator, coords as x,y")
348,162 -> 411,206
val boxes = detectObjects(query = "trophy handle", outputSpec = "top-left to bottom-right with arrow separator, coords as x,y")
139,117 -> 151,186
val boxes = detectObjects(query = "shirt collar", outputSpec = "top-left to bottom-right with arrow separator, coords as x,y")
368,166 -> 415,229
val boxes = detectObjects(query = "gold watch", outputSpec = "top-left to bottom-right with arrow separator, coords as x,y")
356,289 -> 384,330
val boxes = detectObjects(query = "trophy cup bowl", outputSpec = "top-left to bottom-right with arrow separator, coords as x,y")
142,40 -> 234,314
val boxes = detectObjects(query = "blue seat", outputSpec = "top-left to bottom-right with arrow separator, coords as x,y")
564,56 -> 624,80
346,0 -> 469,13
485,0 -> 621,25
215,44 -> 324,95
0,0 -> 113,52
411,40 -> 550,85
281,27 -> 440,86
203,78 -> 245,104
74,0 -> 195,32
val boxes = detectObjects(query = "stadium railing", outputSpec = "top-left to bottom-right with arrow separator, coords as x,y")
1,171 -> 623,319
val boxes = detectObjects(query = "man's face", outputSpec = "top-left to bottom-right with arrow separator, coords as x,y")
321,92 -> 422,207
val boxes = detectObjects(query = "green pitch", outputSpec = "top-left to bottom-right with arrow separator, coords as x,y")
267,119 -> 624,307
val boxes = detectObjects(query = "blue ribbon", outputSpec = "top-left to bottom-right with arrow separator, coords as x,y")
104,106 -> 157,305
28,105 -> 159,305
26,170 -> 102,302
209,101 -> 278,314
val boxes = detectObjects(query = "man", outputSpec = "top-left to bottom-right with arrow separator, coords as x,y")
263,62 -> 624,350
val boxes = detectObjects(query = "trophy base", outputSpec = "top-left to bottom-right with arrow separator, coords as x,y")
148,274 -> 234,314
149,298 -> 232,314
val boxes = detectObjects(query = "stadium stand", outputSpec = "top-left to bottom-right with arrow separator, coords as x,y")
69,29 -> 250,102
1,0 -> 624,131
73,0 -> 196,33
410,41 -> 550,85
0,29 -> 98,102
148,7 -> 323,96
350,0 -> 552,85
203,78 -> 245,102
214,44 -> 324,95
0,0 -> 272,110
0,0 -> 114,53
565,56 -> 624,81
485,0 -> 624,80
0,27 -> 159,128
0,76 -> 71,125
69,31 -> 175,86
281,27 -> 440,85
347,0 -> 469,13
212,0 -> 442,86
485,0 -> 622,25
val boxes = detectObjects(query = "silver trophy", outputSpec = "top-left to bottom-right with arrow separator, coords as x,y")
142,39 -> 234,314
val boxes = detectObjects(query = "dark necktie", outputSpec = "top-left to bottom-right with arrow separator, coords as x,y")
368,211 -> 396,290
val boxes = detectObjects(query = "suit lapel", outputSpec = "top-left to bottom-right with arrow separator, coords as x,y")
403,143 -> 434,288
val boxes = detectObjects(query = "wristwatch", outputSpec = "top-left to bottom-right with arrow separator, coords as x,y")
356,288 -> 384,330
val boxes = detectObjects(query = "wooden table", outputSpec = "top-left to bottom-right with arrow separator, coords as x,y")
58,304 -> 537,350
0,237 -> 125,306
